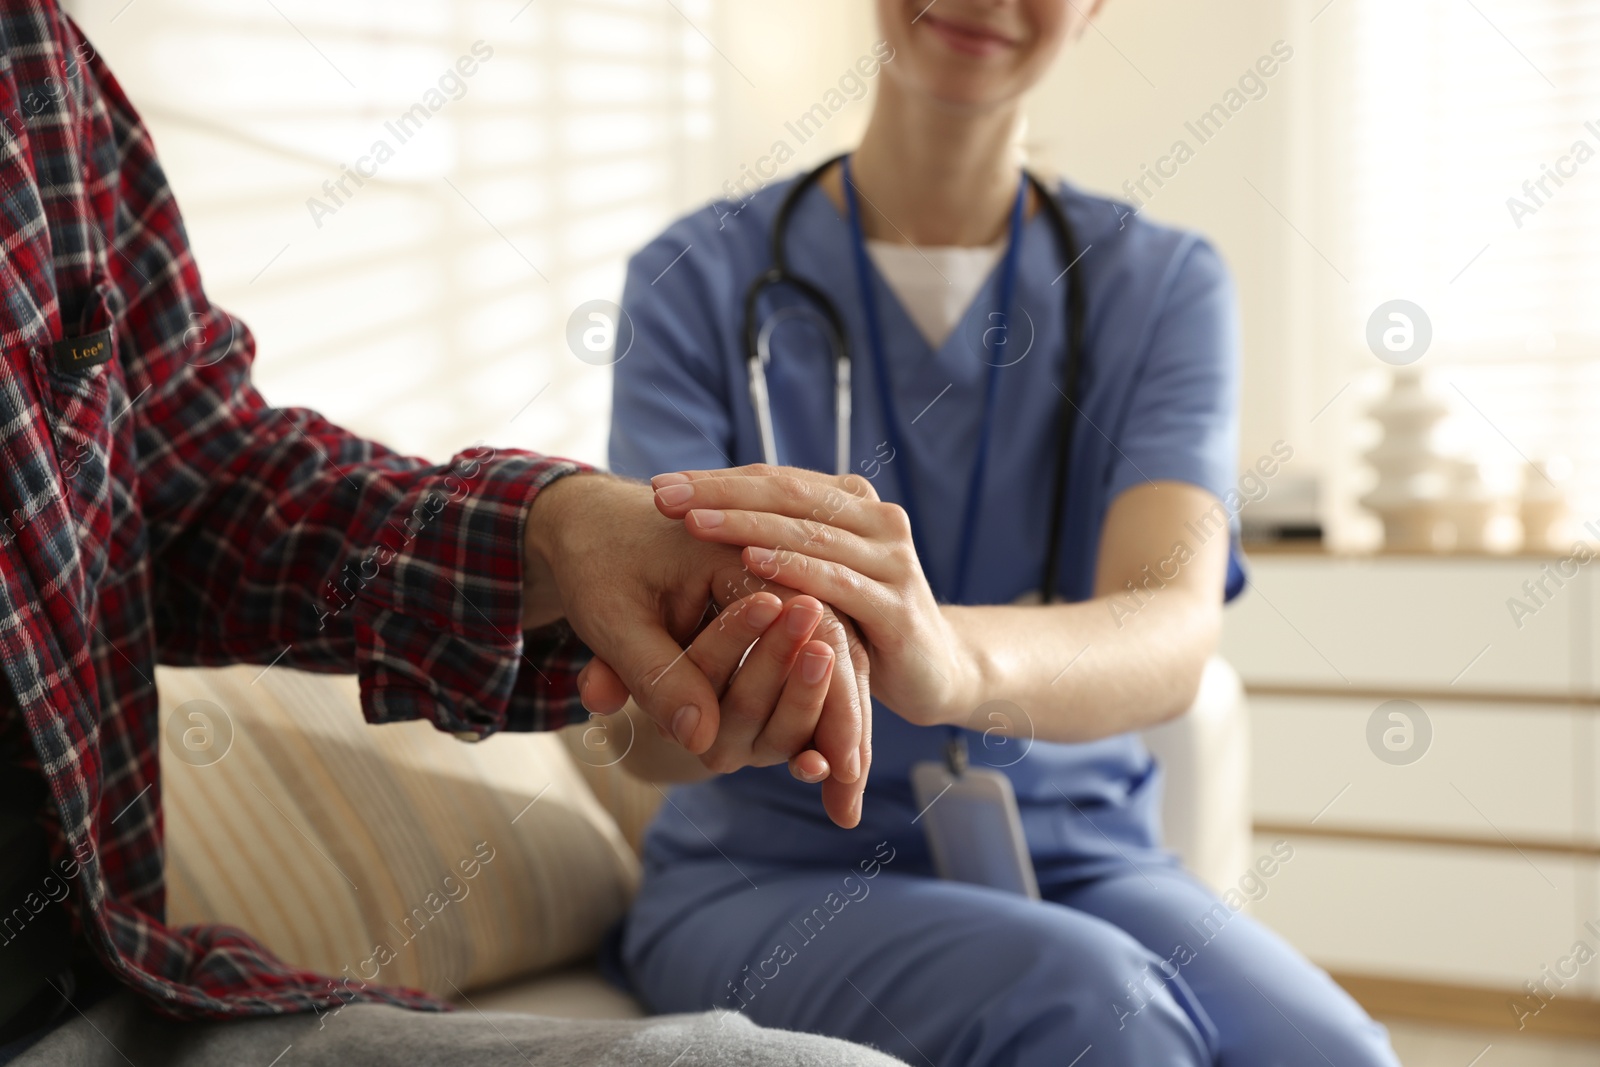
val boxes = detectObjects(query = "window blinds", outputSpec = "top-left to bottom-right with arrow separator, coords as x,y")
1329,0 -> 1600,527
67,0 -> 717,465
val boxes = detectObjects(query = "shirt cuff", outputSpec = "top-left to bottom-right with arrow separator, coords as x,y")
354,449 -> 595,737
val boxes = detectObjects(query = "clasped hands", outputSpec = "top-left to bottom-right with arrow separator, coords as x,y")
524,466 -> 971,830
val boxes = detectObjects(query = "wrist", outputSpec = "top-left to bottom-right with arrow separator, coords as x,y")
521,471 -> 598,629
937,606 -> 991,726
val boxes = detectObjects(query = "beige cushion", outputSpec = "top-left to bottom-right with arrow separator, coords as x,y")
158,664 -> 640,998
460,964 -> 646,1019
557,725 -> 665,856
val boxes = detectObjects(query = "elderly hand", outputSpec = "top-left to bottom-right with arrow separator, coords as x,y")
522,472 -> 871,827
579,591 -> 845,785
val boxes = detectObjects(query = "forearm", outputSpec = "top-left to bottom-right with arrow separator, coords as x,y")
943,589 -> 1219,744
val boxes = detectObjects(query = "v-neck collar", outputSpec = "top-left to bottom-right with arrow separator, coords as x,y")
798,177 -> 1042,372
864,239 -> 1007,351
876,234 -> 1043,392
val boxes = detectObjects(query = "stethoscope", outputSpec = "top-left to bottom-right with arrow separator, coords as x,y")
741,152 -> 1088,609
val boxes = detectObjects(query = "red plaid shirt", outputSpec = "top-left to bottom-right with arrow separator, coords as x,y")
0,2 -> 590,1020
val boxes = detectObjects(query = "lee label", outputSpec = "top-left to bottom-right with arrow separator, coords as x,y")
51,329 -> 113,374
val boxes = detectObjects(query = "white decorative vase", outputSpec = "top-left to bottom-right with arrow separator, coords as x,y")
1360,370 -> 1454,552
1520,459 -> 1573,554
1442,457 -> 1504,553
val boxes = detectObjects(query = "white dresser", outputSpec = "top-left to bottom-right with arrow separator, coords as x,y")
1221,550 -> 1599,1035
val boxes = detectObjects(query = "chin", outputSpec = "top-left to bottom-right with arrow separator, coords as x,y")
894,58 -> 1031,111
890,25 -> 1046,108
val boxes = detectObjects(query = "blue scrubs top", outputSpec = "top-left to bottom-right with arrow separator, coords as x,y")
609,174 -> 1242,883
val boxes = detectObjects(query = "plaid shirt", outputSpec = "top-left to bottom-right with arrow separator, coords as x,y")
0,1 -> 590,1020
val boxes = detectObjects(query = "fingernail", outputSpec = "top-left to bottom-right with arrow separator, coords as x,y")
656,483 -> 694,507
848,747 -> 862,782
745,596 -> 782,631
652,473 -> 690,487
672,705 -> 700,747
691,509 -> 725,529
801,648 -> 831,685
851,792 -> 863,824
747,546 -> 776,565
787,600 -> 823,637
672,703 -> 704,748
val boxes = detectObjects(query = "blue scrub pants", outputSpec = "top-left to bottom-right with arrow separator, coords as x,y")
621,859 -> 1400,1067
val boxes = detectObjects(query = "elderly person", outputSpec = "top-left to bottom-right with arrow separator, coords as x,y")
0,3 -> 891,1064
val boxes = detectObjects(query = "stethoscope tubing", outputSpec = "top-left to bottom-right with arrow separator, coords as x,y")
742,154 -> 1085,606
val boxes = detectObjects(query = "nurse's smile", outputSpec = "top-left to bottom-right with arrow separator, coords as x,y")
919,12 -> 1023,58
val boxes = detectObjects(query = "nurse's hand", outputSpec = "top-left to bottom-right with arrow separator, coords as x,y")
650,465 -> 978,728
523,472 -> 872,828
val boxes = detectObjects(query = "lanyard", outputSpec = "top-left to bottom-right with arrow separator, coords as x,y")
842,155 -> 1028,604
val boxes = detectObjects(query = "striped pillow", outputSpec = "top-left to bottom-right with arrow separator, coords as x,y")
157,664 -> 639,998
558,725 -> 666,856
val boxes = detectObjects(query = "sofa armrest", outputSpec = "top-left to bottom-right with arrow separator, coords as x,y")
1139,656 -> 1253,893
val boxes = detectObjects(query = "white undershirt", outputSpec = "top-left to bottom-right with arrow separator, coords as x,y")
866,238 -> 1007,350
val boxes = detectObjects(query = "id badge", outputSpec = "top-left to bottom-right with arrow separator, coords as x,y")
911,757 -> 1040,899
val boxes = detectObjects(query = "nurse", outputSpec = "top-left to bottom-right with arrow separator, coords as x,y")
605,1 -> 1401,1064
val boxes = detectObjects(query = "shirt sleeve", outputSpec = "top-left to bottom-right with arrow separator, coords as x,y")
608,230 -> 740,480
1105,237 -> 1241,507
90,53 -> 588,737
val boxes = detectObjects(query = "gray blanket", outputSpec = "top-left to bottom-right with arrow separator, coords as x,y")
14,992 -> 905,1067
